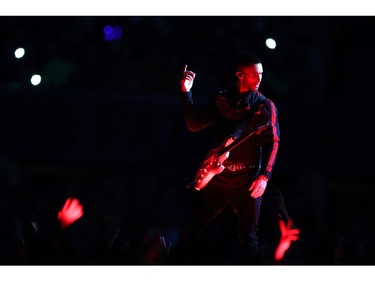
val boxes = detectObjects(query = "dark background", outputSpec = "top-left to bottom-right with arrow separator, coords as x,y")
0,16 -> 374,265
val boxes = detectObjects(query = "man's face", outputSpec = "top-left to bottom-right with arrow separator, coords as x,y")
237,63 -> 263,92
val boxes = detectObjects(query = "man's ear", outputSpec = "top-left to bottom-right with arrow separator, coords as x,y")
236,72 -> 243,79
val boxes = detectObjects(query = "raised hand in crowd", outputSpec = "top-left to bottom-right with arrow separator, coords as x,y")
274,218 -> 300,262
57,197 -> 84,229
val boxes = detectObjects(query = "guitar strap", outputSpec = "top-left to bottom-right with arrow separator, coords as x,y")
231,94 -> 267,140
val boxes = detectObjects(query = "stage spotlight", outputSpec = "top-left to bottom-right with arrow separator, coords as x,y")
31,74 -> 42,86
265,38 -> 277,49
103,25 -> 122,41
14,47 -> 25,59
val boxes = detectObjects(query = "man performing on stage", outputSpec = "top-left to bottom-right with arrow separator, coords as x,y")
176,53 -> 280,264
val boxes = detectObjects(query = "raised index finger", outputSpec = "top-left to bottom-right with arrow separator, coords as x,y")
183,64 -> 187,73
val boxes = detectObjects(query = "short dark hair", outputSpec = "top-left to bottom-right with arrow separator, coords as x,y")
235,53 -> 262,71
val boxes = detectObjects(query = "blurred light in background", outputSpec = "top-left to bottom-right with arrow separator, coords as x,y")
31,74 -> 42,86
103,25 -> 122,41
14,47 -> 25,59
265,38 -> 277,49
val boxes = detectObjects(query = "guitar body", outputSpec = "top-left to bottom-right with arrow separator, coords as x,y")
193,138 -> 234,190
190,122 -> 270,191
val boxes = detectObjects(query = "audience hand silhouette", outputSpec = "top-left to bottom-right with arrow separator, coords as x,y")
57,197 -> 84,229
274,218 -> 300,262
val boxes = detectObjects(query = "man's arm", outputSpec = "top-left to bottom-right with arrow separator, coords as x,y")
180,64 -> 216,131
258,99 -> 280,179
249,99 -> 280,198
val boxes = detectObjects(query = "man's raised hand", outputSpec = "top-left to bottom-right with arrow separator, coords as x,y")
181,64 -> 196,92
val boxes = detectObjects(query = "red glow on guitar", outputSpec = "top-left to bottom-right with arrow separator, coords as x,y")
191,122 -> 270,191
194,137 -> 234,190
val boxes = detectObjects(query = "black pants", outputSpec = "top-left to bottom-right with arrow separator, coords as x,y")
172,167 -> 262,264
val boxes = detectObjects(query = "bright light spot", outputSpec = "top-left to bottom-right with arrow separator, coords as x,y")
105,33 -> 115,41
103,25 -> 113,34
30,74 -> 42,86
265,38 -> 277,49
103,25 -> 122,41
113,26 -> 122,40
14,48 -> 25,59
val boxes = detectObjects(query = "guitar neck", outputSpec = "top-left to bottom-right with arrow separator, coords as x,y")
217,122 -> 270,157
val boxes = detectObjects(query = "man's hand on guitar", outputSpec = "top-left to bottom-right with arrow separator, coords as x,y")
249,174 -> 268,198
181,64 -> 196,92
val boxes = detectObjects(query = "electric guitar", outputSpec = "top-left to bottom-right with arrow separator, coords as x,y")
189,121 -> 270,191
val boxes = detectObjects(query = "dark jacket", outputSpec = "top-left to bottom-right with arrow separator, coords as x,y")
182,89 -> 280,179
